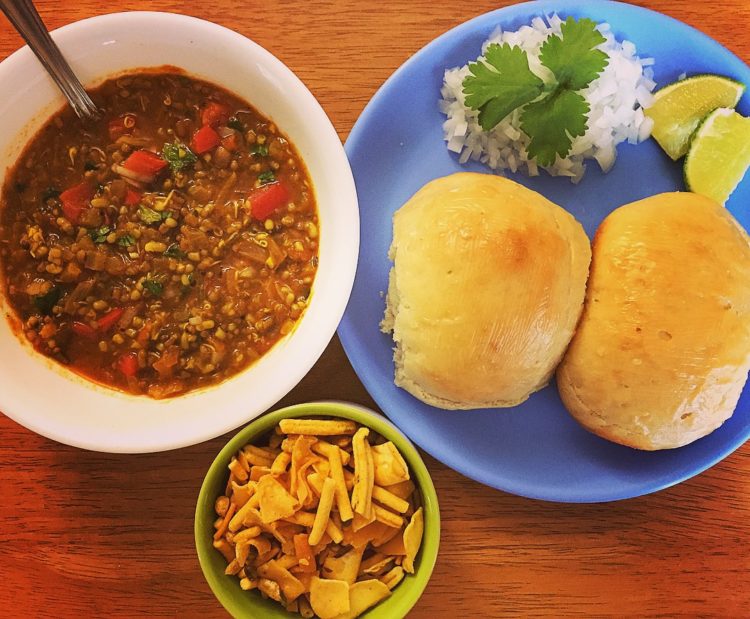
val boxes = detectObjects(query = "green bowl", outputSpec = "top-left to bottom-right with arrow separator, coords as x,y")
195,401 -> 440,618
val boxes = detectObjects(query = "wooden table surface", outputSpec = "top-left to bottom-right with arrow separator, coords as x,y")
1,1 -> 749,617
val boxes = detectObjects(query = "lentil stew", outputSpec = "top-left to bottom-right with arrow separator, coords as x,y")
0,69 -> 319,398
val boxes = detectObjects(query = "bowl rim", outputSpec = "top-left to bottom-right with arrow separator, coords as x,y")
194,401 -> 441,618
0,11 -> 359,453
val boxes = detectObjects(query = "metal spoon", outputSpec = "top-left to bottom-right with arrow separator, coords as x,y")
0,0 -> 100,120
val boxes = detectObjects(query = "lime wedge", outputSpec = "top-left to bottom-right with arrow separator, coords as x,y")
646,74 -> 745,160
684,108 -> 750,205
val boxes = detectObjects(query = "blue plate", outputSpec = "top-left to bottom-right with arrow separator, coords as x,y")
339,0 -> 750,502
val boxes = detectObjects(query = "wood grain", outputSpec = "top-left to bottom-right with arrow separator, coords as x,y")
0,1 -> 748,617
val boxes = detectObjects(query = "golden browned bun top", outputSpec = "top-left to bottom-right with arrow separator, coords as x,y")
382,172 -> 591,409
558,192 -> 750,449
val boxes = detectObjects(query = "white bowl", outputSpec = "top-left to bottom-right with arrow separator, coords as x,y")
0,12 -> 359,452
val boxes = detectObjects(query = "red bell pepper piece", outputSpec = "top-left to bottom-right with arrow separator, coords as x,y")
117,351 -> 139,377
124,188 -> 142,206
108,113 -> 137,140
201,101 -> 230,127
97,307 -> 124,331
59,182 -> 93,224
191,125 -> 220,154
71,321 -> 97,338
250,182 -> 290,220
122,150 -> 168,177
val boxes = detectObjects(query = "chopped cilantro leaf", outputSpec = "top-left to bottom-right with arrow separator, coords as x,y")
88,225 -> 111,244
117,234 -> 135,247
258,170 -> 276,185
138,206 -> 163,224
463,43 -> 544,131
521,89 -> 589,167
143,278 -> 164,297
227,117 -> 245,132
33,286 -> 61,314
41,187 -> 60,202
539,18 -> 608,91
164,243 -> 186,259
251,144 -> 269,157
162,141 -> 198,172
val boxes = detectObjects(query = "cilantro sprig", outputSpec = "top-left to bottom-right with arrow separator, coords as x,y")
162,141 -> 198,172
88,225 -> 112,244
143,278 -> 164,297
463,44 -> 544,132
163,243 -> 186,259
462,17 -> 608,166
118,234 -> 135,248
138,205 -> 172,225
258,170 -> 276,185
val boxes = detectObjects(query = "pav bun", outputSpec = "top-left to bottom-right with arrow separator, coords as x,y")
382,173 -> 591,409
557,192 -> 750,450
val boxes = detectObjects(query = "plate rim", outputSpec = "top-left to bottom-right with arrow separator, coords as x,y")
339,0 -> 750,502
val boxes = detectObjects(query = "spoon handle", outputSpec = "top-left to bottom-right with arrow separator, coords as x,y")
0,0 -> 99,119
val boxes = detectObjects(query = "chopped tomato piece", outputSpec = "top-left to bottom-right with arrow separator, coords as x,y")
117,351 -> 139,377
124,188 -> 142,206
108,113 -> 137,140
250,182 -> 290,220
201,101 -> 230,127
59,182 -> 94,224
71,321 -> 97,338
96,307 -> 124,331
122,150 -> 168,177
220,131 -> 240,152
191,125 -> 220,154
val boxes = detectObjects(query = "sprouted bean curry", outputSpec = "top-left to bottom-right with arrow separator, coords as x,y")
0,70 -> 319,398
